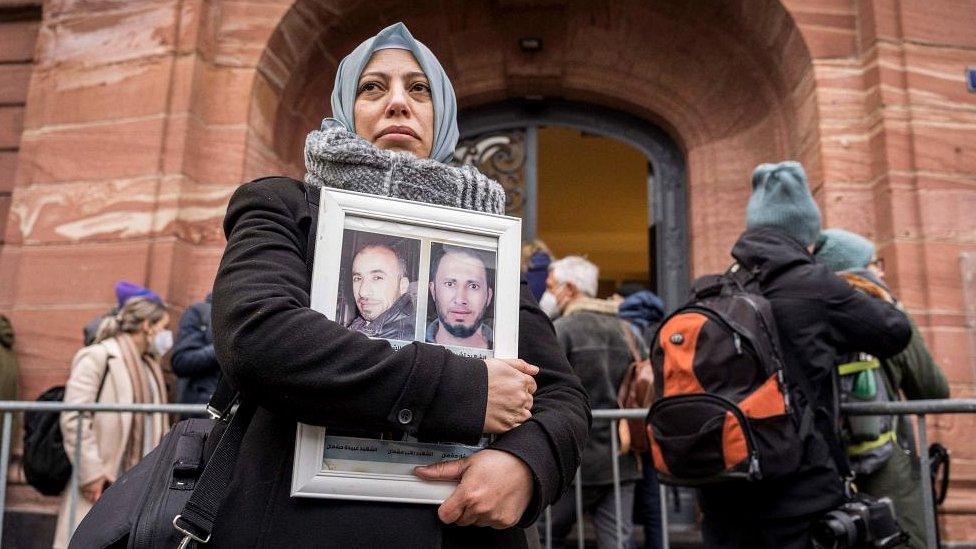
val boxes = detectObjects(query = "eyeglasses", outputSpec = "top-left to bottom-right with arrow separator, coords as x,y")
870,257 -> 885,272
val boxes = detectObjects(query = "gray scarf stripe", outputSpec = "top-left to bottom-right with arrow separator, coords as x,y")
304,123 -> 506,215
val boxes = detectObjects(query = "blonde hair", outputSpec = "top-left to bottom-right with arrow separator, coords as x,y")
94,297 -> 167,344
521,239 -> 552,271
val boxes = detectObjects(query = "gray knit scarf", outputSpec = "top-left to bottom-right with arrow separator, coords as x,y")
304,121 -> 506,214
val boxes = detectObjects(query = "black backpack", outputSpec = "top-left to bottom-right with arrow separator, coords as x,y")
23,351 -> 110,496
645,268 -> 806,485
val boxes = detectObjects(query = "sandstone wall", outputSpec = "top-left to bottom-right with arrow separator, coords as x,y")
0,0 -> 973,540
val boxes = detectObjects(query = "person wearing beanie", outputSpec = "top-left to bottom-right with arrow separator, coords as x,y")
814,228 -> 875,272
82,281 -> 164,346
745,161 -> 822,247
697,161 -> 913,548
816,229 -> 949,549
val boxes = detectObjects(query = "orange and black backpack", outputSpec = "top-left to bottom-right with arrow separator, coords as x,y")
645,266 -> 806,486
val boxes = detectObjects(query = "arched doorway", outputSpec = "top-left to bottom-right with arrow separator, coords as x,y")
456,101 -> 688,307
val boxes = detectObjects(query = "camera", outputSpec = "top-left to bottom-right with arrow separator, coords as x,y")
812,495 -> 909,548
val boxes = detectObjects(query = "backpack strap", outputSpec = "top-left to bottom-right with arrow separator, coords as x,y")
618,321 -> 644,365
727,263 -> 856,486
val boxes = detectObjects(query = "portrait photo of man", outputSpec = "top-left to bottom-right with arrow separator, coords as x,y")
426,244 -> 496,350
339,231 -> 420,341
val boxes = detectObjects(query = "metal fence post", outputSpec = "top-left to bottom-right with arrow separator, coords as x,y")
68,414 -> 83,534
575,468 -> 584,549
917,414 -> 938,548
659,484 -> 669,549
609,419 -> 623,549
0,412 -> 12,545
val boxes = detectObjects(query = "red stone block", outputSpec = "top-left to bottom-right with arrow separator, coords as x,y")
17,117 -> 165,185
210,1 -> 289,68
23,56 -> 174,128
0,21 -> 40,63
916,177 -> 976,242
924,327 -> 976,384
35,2 -> 177,69
10,241 -> 151,306
0,195 -> 10,245
898,0 -> 976,49
912,122 -> 976,176
0,151 -> 18,194
903,44 -> 976,109
0,106 -> 24,149
166,239 -> 223,307
0,64 -> 33,104
182,120 -> 248,186
189,62 -> 255,125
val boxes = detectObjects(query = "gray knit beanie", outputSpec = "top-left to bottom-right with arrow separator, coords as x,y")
745,161 -> 822,246
814,228 -> 875,272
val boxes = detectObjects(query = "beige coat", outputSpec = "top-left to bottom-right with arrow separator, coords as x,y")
53,336 -> 166,549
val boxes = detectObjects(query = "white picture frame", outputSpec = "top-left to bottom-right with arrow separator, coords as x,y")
291,188 -> 522,504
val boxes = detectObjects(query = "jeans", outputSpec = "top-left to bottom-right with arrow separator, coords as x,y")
540,483 -> 636,549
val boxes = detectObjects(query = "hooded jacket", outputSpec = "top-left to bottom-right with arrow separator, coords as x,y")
699,228 -> 912,519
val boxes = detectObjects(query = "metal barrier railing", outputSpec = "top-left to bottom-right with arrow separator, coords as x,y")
552,399 -> 976,549
0,400 -> 971,548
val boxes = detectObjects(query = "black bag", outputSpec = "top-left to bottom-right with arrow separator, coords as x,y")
23,386 -> 71,495
68,381 -> 251,549
23,356 -> 111,496
645,268 -> 804,485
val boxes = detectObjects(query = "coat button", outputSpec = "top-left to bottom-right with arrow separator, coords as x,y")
670,333 -> 685,345
397,409 -> 413,425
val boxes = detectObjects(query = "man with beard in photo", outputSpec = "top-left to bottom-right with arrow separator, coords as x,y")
347,240 -> 416,340
427,245 -> 494,349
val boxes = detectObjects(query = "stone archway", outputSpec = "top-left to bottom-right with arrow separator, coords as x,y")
241,0 -> 823,277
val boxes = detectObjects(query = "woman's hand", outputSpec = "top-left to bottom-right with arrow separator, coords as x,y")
413,449 -> 534,528
483,358 -> 538,434
80,475 -> 109,503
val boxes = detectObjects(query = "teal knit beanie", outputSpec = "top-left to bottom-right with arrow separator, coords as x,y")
814,228 -> 875,272
745,161 -> 822,246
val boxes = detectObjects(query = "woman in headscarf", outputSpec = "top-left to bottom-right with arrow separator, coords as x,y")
209,23 -> 589,548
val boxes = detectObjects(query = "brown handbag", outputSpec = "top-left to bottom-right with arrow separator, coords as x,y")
616,321 -> 655,454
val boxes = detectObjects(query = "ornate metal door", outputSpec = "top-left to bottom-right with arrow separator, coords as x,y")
456,100 -> 688,309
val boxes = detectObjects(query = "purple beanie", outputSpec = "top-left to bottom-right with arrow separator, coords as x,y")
114,281 -> 163,307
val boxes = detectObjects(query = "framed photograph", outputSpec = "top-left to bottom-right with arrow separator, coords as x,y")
292,188 -> 521,504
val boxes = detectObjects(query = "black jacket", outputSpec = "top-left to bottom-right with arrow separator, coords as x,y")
347,292 -> 417,340
210,177 -> 590,548
700,228 -> 912,519
172,295 -> 220,405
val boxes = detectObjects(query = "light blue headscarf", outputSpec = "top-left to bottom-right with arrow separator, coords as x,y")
329,22 -> 459,163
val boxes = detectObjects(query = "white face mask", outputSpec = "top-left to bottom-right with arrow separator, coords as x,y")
539,290 -> 561,319
149,329 -> 174,357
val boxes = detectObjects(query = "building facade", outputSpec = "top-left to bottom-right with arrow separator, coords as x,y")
1,0 -> 975,541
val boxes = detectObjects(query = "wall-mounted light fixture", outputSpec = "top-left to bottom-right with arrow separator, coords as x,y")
518,37 -> 543,53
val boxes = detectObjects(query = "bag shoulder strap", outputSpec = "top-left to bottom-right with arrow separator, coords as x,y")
173,376 -> 250,546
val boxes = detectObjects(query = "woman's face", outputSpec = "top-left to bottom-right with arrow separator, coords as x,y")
354,49 -> 434,159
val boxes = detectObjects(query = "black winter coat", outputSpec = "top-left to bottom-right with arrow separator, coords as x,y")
172,295 -> 220,406
699,228 -> 912,520
210,177 -> 590,548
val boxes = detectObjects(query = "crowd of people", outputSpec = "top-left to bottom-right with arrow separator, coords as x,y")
22,21 -> 950,549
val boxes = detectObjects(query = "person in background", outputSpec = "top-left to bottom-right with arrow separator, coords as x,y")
54,297 -> 172,548
0,315 -> 19,402
815,228 -> 950,548
698,161 -> 911,548
172,292 -> 219,415
539,256 -> 641,549
614,283 -> 665,549
521,239 -> 553,302
82,281 -> 163,346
